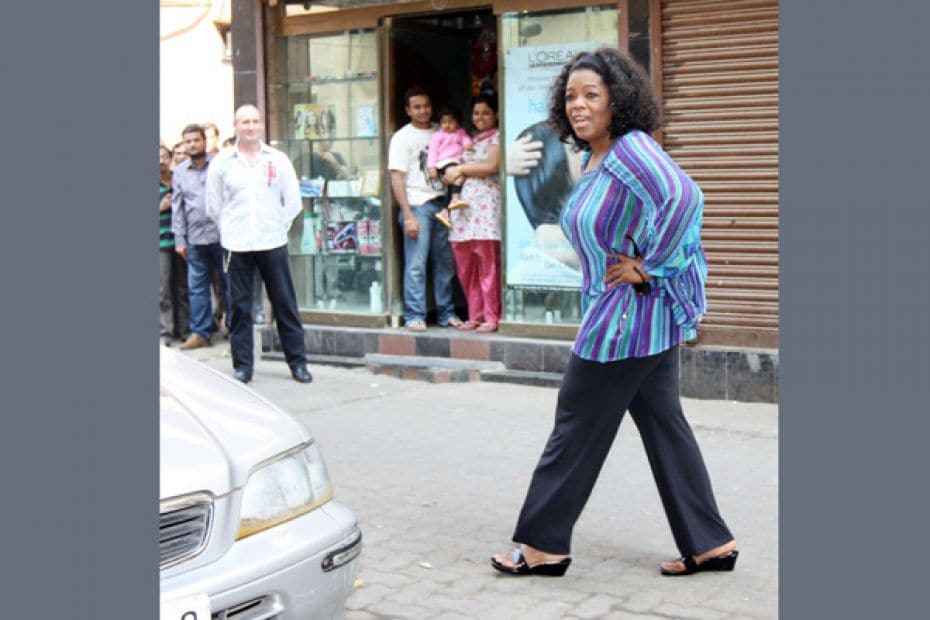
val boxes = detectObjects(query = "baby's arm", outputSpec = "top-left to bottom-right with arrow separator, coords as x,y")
460,130 -> 474,151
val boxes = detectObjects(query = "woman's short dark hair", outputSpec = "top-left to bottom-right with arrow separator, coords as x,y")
471,93 -> 498,115
548,47 -> 660,150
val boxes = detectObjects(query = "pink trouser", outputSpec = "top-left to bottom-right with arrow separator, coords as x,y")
451,239 -> 501,325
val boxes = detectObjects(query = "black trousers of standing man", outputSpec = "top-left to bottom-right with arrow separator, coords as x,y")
512,346 -> 733,558
227,244 -> 307,374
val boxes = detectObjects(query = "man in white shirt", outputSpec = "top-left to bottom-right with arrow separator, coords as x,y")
205,104 -> 312,384
388,86 -> 462,332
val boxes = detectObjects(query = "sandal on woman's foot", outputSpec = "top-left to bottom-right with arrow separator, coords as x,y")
660,550 -> 738,576
458,320 -> 480,330
490,549 -> 571,577
475,322 -> 498,333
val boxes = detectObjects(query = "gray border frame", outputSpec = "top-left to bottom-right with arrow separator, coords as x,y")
1,1 -> 158,616
781,0 -> 930,616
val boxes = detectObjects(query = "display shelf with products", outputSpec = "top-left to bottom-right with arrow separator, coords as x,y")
286,186 -> 384,313
274,28 -> 385,315
289,253 -> 385,315
285,137 -> 378,143
294,193 -> 382,257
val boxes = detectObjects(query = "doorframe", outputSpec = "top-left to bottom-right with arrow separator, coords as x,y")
379,7 -> 497,324
379,16 -> 401,322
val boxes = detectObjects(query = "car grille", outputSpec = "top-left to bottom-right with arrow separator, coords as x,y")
160,494 -> 213,569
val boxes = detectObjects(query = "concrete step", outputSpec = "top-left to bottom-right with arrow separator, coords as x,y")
480,369 -> 564,388
265,349 -> 561,386
364,353 -> 505,384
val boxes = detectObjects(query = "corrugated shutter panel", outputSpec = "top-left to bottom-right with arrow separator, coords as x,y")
660,0 -> 779,348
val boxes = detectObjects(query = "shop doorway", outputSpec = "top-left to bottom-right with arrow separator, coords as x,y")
384,8 -> 498,324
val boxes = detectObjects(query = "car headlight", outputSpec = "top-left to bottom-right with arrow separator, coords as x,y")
237,442 -> 334,540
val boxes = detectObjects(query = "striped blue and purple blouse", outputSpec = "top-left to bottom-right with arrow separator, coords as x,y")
560,130 -> 708,361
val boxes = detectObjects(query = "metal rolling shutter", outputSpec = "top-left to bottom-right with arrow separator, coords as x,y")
660,0 -> 779,349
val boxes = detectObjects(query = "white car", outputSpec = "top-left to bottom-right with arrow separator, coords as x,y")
159,347 -> 361,620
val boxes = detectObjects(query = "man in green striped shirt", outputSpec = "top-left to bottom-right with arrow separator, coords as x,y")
159,145 -> 189,346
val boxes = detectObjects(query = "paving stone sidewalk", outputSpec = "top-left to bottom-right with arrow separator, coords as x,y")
182,346 -> 778,619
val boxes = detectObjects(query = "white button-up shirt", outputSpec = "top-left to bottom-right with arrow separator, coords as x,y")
206,142 -> 302,252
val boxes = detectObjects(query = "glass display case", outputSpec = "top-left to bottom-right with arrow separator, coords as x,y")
270,29 -> 385,314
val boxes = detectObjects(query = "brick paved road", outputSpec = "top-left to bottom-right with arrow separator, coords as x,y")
183,347 -> 777,619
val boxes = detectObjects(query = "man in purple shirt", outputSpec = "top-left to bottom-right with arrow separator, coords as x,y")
171,124 -> 230,349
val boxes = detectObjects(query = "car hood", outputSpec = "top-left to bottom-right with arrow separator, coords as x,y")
160,348 -> 313,500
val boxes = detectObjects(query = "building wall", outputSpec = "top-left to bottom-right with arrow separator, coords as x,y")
160,0 -> 235,146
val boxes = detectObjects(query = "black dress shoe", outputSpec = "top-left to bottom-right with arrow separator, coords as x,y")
291,364 -> 313,384
234,368 -> 252,384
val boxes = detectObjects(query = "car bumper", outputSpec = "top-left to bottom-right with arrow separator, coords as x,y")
161,500 -> 361,620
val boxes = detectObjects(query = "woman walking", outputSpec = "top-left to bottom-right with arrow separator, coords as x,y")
444,93 -> 502,333
491,48 -> 737,577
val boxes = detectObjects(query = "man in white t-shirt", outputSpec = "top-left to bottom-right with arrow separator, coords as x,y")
388,86 -> 462,331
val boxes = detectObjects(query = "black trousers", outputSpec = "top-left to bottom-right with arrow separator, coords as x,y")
512,347 -> 732,557
227,244 -> 306,372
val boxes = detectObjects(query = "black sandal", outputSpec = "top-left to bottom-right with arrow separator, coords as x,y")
660,550 -> 739,576
490,549 -> 572,577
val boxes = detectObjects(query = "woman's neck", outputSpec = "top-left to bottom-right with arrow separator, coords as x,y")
585,136 -> 612,172
588,135 -> 612,159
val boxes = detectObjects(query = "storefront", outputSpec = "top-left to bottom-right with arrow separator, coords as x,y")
234,0 -> 778,349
